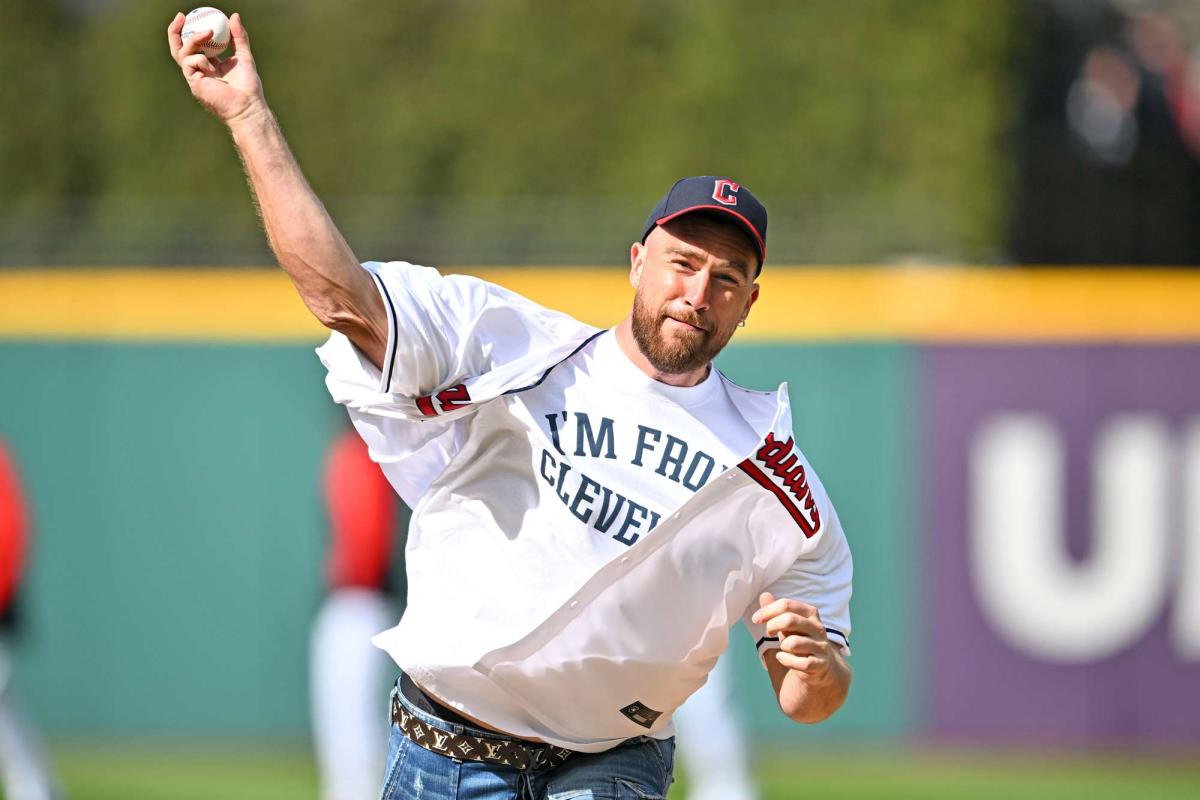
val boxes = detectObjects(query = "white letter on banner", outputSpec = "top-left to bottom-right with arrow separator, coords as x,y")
970,414 -> 1170,663
1174,418 -> 1200,660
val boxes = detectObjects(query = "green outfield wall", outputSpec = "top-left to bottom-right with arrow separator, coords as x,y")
2,268 -> 1198,743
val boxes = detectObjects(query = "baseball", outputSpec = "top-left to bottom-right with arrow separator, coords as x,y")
181,7 -> 231,56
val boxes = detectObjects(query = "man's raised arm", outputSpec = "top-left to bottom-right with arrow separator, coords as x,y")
166,11 -> 388,369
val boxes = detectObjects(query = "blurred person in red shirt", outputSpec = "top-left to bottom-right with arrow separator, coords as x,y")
310,428 -> 402,800
0,441 -> 61,800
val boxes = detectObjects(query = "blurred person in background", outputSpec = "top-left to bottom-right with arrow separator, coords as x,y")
671,661 -> 758,800
1012,0 -> 1200,264
311,428 -> 402,800
311,431 -> 758,800
0,441 -> 61,800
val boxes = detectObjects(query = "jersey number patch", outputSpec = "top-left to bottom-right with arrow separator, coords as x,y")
415,383 -> 471,417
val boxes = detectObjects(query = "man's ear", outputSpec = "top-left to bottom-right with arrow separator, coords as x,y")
629,242 -> 645,288
737,283 -> 760,326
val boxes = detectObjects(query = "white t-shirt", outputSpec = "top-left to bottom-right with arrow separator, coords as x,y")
519,329 -> 762,549
317,261 -> 853,749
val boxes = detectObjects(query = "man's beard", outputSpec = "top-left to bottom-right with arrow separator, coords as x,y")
630,291 -> 733,375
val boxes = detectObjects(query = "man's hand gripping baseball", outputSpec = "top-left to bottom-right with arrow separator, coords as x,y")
752,592 -> 851,724
168,12 -> 263,126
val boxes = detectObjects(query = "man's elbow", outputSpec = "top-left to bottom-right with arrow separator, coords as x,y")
316,303 -> 367,335
316,304 -> 389,370
307,288 -> 375,338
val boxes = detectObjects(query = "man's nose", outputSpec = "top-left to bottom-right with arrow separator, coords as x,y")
682,271 -> 711,310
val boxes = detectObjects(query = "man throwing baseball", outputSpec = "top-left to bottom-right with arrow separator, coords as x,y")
169,12 -> 852,800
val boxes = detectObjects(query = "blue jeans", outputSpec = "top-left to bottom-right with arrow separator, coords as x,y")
380,679 -> 675,800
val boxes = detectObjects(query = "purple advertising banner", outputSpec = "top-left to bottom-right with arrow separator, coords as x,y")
925,345 -> 1200,744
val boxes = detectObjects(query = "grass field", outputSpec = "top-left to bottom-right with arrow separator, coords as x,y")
42,743 -> 1200,799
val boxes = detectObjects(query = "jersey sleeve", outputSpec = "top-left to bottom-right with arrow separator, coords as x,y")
741,465 -> 853,666
368,260 -> 590,397
316,261 -> 590,507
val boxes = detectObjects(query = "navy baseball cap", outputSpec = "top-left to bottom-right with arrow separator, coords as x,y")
640,176 -> 768,269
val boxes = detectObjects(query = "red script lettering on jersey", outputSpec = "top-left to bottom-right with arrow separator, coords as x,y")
738,432 -> 821,537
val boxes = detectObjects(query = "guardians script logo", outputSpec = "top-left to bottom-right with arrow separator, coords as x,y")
739,432 -> 821,537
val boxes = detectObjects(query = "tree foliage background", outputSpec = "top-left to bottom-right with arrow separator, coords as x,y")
0,0 -> 1022,266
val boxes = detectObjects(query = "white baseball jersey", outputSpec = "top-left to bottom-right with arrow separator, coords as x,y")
317,261 -> 853,752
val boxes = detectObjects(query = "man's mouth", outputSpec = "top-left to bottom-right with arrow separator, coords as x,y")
664,316 -> 707,333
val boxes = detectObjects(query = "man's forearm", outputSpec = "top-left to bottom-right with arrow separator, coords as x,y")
777,650 -> 852,724
227,105 -> 386,360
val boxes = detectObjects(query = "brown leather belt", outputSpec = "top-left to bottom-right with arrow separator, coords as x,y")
390,687 -> 577,771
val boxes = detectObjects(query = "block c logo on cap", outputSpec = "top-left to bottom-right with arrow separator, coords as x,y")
713,179 -> 740,206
